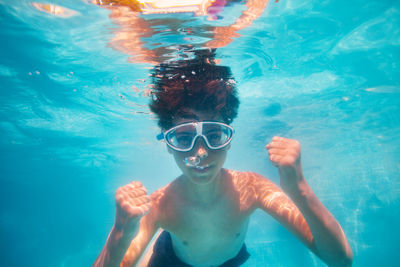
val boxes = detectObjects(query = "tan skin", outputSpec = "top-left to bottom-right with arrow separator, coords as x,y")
94,111 -> 353,267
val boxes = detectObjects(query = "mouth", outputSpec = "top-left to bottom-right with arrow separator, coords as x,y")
191,164 -> 211,172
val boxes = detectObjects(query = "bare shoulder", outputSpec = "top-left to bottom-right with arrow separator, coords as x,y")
225,169 -> 279,191
224,170 -> 314,247
149,184 -> 170,204
148,178 -> 183,225
222,169 -> 278,211
150,177 -> 183,204
224,169 -> 283,209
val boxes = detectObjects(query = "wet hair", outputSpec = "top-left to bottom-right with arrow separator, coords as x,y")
149,49 -> 240,130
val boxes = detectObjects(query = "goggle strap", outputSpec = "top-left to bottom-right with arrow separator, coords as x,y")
156,132 -> 164,141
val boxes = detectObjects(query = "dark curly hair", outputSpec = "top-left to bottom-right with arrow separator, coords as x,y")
149,49 -> 240,130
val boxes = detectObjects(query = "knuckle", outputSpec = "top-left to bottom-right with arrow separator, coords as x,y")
135,181 -> 143,187
115,189 -> 126,200
115,194 -> 123,203
293,140 -> 300,149
134,188 -> 147,196
141,187 -> 148,194
120,201 -> 129,210
134,196 -> 145,205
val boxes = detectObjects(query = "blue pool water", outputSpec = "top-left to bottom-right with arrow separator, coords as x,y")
0,0 -> 399,266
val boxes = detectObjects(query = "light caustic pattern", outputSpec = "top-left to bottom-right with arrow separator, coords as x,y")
229,170 -> 313,246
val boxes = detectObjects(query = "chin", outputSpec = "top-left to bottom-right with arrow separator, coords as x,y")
186,166 -> 222,185
189,175 -> 216,185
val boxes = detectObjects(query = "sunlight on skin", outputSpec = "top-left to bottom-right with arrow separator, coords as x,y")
116,137 -> 316,266
93,181 -> 153,267
93,0 -> 274,63
266,137 -> 352,265
230,170 -> 314,246
31,3 -> 78,18
120,185 -> 169,267
118,169 -> 315,267
94,131 -> 351,266
114,181 -> 152,231
266,137 -> 307,198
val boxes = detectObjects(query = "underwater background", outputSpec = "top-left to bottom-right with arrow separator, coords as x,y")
0,0 -> 399,266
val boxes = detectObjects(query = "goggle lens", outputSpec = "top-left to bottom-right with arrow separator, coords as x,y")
163,122 -> 234,151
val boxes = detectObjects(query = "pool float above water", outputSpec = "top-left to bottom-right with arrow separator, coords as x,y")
96,0 -> 226,16
31,2 -> 78,18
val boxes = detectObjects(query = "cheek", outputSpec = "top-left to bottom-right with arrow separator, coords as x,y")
213,149 -> 228,164
167,145 -> 173,154
172,152 -> 183,162
172,151 -> 190,169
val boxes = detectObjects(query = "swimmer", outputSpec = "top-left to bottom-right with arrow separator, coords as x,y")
94,0 -> 271,64
94,50 -> 353,267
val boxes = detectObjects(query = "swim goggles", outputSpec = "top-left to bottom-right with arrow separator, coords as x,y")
157,121 -> 234,152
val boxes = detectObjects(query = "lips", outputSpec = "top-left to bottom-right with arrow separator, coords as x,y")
192,164 -> 211,173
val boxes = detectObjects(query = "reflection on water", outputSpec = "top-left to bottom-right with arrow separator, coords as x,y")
94,0 -> 272,63
32,2 -> 78,18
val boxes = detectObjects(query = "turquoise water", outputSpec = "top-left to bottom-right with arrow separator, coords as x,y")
1,0 -> 399,266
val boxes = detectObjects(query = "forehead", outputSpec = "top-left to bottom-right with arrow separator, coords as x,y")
173,109 -> 222,126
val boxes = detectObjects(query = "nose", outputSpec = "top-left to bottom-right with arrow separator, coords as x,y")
193,137 -> 208,158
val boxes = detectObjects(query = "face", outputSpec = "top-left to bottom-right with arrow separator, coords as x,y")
166,110 -> 231,185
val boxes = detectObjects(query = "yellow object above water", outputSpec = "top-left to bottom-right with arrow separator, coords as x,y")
96,0 -> 218,15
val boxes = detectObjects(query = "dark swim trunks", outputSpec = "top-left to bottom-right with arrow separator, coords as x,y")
147,231 -> 250,267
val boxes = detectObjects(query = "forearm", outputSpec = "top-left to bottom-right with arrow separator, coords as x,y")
285,171 -> 353,266
266,137 -> 353,266
93,225 -> 137,267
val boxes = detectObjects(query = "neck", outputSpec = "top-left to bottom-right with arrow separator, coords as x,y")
183,169 -> 225,205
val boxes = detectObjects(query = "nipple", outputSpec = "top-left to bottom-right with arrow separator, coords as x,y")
184,156 -> 201,167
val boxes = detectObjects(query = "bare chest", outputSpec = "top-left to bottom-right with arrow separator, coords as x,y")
161,195 -> 252,265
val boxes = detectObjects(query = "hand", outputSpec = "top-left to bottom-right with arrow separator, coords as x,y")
266,136 -> 305,195
114,181 -> 152,232
266,136 -> 301,168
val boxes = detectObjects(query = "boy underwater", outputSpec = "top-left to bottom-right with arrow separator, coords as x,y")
94,50 -> 353,267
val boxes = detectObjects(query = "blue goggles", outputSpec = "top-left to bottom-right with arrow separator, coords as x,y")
157,121 -> 234,152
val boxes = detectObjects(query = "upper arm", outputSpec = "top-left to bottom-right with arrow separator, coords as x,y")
253,173 -> 317,252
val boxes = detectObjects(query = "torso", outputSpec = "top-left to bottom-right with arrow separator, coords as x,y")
151,169 -> 258,266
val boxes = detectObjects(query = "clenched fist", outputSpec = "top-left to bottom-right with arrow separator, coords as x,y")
266,136 -> 305,196
266,136 -> 301,168
114,181 -> 152,232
